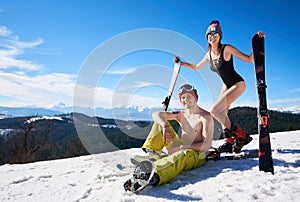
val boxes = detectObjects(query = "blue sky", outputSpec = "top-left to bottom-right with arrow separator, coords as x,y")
0,0 -> 299,111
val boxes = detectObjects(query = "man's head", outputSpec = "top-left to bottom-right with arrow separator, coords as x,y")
178,84 -> 199,102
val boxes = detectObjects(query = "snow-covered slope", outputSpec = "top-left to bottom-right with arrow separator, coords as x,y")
0,130 -> 299,202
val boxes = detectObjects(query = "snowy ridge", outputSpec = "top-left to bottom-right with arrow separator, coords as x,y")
0,130 -> 299,201
25,116 -> 63,124
273,105 -> 300,115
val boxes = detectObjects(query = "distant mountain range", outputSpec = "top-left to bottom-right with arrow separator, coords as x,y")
0,107 -> 62,118
0,105 -> 300,121
0,106 -> 176,121
272,106 -> 300,115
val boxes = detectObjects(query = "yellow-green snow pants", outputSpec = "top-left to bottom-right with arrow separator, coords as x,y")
141,122 -> 206,186
155,148 -> 206,185
141,122 -> 179,153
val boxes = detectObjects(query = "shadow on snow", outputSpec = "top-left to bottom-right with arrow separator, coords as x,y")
131,148 -> 300,201
141,158 -> 259,201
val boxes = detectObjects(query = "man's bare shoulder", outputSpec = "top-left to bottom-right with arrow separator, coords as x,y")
199,108 -> 211,119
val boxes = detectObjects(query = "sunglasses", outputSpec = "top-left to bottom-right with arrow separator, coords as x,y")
207,32 -> 220,38
178,84 -> 195,94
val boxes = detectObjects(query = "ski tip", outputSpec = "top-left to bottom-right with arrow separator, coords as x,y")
252,33 -> 264,42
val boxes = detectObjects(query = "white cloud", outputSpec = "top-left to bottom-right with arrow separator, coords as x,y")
105,67 -> 137,75
0,55 -> 42,70
0,25 -> 43,70
289,88 -> 300,93
6,37 -> 43,49
0,71 -> 76,107
0,25 -> 12,37
0,24 -> 76,108
232,97 -> 300,110
0,25 -> 165,109
0,70 -> 170,109
268,97 -> 300,104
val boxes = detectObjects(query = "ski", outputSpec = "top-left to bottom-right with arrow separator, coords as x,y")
252,33 -> 274,174
124,160 -> 155,193
162,60 -> 181,111
206,148 -> 258,161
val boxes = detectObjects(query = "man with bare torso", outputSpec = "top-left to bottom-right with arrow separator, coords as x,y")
125,84 -> 214,192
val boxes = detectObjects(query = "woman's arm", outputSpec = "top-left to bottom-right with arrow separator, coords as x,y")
225,44 -> 254,63
225,32 -> 265,63
174,53 -> 210,71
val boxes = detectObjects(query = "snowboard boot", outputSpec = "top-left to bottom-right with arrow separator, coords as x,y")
231,125 -> 246,139
217,137 -> 234,153
217,128 -> 234,153
124,160 -> 155,193
230,125 -> 252,153
131,149 -> 160,165
219,128 -> 233,139
233,135 -> 253,153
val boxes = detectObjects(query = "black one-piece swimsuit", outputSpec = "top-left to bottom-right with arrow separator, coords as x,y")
210,44 -> 244,88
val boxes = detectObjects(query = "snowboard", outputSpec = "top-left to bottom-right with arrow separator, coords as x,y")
206,148 -> 259,161
252,33 -> 274,174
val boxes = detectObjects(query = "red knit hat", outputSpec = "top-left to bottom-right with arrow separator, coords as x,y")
206,20 -> 223,39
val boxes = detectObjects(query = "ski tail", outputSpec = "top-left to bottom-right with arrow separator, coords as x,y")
258,129 -> 274,174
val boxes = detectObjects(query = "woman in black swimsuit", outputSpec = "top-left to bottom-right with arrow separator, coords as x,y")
175,20 -> 265,153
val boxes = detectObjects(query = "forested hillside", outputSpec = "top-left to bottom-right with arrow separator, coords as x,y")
0,107 -> 299,165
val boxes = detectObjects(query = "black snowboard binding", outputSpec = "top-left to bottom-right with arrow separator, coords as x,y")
206,148 -> 221,161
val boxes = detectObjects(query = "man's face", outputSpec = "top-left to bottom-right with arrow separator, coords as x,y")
179,92 -> 197,109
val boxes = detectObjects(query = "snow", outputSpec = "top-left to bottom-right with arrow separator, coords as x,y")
0,115 -> 7,120
25,116 -> 63,124
0,130 -> 299,202
101,124 -> 117,128
0,129 -> 15,136
273,105 -> 300,115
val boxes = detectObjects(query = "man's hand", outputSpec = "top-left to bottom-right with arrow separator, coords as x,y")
163,125 -> 173,144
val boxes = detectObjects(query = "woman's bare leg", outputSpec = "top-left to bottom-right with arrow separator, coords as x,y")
211,81 -> 246,129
